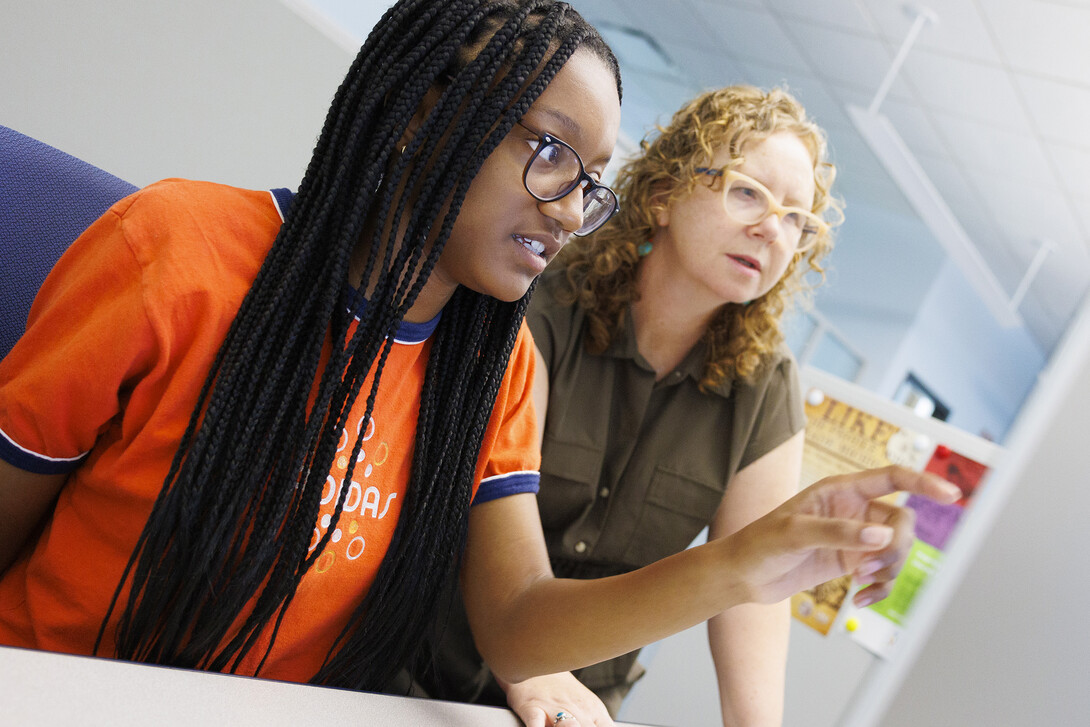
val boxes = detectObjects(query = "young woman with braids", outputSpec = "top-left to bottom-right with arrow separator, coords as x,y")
0,2 -> 958,725
421,85 -> 924,727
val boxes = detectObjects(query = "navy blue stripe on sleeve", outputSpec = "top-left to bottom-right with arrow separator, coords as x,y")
473,470 -> 540,506
269,187 -> 295,221
0,428 -> 87,475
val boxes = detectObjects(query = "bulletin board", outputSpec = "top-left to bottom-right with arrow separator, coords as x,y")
792,367 -> 1002,658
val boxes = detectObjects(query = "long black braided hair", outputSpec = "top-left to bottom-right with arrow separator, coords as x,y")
95,0 -> 620,692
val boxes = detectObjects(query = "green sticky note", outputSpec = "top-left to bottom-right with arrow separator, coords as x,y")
868,539 -> 944,626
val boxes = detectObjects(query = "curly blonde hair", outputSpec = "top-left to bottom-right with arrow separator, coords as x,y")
554,85 -> 843,389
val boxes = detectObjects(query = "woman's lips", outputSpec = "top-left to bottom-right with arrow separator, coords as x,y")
729,254 -> 761,272
514,234 -> 546,257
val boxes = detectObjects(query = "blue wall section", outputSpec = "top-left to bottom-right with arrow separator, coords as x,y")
801,199 -> 1044,441
878,261 -> 1045,442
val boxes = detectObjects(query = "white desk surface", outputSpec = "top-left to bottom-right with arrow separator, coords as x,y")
0,645 -> 654,726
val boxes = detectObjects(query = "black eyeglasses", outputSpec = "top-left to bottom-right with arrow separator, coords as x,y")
517,121 -> 619,236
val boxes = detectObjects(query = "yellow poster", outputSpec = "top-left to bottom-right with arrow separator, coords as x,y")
800,392 -> 905,485
791,389 -> 905,635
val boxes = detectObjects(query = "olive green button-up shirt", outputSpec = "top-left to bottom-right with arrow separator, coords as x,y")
531,269 -> 805,577
528,269 -> 805,708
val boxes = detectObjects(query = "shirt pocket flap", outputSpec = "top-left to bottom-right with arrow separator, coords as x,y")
540,436 -> 603,484
645,467 -> 724,520
622,468 -> 725,564
538,437 -> 603,530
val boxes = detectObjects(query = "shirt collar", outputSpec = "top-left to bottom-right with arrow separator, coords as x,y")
602,307 -> 734,398
272,187 -> 441,344
342,286 -> 441,344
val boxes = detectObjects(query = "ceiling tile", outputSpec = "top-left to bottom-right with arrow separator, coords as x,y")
631,73 -> 704,123
617,0 -> 723,49
1017,74 -> 1090,147
781,78 -> 854,132
700,0 -> 765,10
1019,289 -> 1078,353
597,24 -> 684,77
763,0 -> 872,32
733,59 -> 808,94
932,114 -> 1054,183
1049,141 -> 1090,207
1023,248 -> 1090,324
566,0 -> 630,25
910,155 -> 1024,289
831,88 -> 948,161
612,76 -> 675,142
822,202 -> 945,314
689,1 -> 812,73
719,62 -> 865,146
913,154 -> 1009,246
667,44 -> 747,89
902,50 -> 1034,133
970,165 -> 1083,255
979,0 -> 1090,84
822,131 -> 918,218
869,95 -> 946,158
862,0 -> 1001,64
790,22 -> 916,102
1047,142 -> 1090,251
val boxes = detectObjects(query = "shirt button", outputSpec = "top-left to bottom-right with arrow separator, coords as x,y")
574,541 -> 588,554
599,487 -> 610,498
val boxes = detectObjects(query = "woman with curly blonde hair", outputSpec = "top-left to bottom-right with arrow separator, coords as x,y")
523,84 -> 844,726
559,84 -> 842,389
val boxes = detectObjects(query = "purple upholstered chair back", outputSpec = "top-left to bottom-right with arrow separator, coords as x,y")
0,125 -> 138,360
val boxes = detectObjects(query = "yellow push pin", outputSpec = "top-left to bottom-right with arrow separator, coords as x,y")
845,617 -> 859,633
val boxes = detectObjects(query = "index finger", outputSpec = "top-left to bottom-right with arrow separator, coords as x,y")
823,465 -> 962,504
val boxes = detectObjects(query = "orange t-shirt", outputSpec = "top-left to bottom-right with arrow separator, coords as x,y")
0,179 -> 540,682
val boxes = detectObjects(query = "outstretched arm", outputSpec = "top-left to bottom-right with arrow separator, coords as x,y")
461,466 -> 959,684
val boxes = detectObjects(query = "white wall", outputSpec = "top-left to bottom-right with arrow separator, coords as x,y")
0,0 -> 352,189
876,315 -> 1090,726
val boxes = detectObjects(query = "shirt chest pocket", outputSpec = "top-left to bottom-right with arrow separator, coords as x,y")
622,467 -> 725,565
537,437 -> 603,531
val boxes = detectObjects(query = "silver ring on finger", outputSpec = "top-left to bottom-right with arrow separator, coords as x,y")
554,711 -> 574,725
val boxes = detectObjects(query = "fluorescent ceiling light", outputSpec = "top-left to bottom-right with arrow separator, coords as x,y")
847,104 -> 1023,328
846,4 -> 1053,329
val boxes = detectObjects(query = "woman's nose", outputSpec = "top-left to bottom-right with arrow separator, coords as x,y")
539,188 -> 585,234
750,211 -> 783,244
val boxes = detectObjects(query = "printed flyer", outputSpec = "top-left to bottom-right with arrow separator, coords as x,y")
791,386 -> 989,655
792,388 -> 907,635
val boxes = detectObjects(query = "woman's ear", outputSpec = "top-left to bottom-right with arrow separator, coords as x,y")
649,184 -> 672,229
